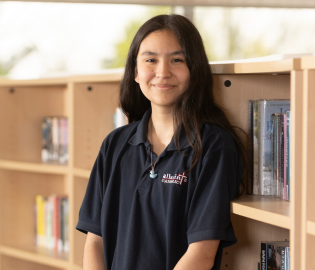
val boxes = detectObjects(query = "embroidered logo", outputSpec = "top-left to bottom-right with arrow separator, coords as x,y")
162,172 -> 188,185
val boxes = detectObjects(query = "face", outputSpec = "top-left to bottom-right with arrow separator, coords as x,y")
135,30 -> 191,110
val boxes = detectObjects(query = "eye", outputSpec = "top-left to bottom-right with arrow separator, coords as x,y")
146,59 -> 156,63
173,58 -> 184,63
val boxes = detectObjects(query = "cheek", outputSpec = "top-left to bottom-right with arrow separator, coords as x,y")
137,68 -> 155,83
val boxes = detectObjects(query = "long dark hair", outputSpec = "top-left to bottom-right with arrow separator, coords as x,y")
119,14 -> 250,198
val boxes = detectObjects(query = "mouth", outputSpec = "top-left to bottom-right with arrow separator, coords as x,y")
152,84 -> 175,90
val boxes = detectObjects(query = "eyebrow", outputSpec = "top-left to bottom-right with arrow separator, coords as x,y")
141,50 -> 185,56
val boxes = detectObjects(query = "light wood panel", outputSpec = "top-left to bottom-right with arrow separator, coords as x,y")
304,234 -> 315,270
64,82 -> 75,266
300,69 -> 315,270
0,78 -> 67,87
5,0 -> 315,8
0,246 -> 68,269
213,74 -> 290,133
301,56 -> 315,69
290,70 -> 304,270
231,195 -> 290,229
73,168 -> 91,179
221,214 -> 290,270
307,221 -> 315,236
0,170 -> 65,249
212,58 -> 300,75
0,85 -> 66,163
73,82 -> 120,170
73,177 -> 88,267
0,160 -> 69,175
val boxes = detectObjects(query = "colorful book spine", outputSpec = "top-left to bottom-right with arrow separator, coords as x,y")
258,100 -> 290,196
35,195 -> 69,252
36,195 -> 47,247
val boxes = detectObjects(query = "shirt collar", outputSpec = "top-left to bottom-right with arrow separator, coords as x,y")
128,107 -> 191,151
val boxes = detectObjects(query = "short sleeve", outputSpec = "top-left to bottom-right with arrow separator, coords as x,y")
187,147 -> 242,248
75,141 -> 106,237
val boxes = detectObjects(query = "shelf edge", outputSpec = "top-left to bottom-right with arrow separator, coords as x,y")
73,168 -> 91,179
0,245 -> 69,268
0,160 -> 69,175
231,202 -> 290,229
307,220 -> 315,236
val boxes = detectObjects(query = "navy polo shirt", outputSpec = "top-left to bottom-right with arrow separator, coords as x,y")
76,108 -> 243,270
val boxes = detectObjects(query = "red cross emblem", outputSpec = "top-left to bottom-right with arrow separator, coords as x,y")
178,172 -> 188,185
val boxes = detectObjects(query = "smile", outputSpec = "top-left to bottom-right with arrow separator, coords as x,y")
152,84 -> 175,90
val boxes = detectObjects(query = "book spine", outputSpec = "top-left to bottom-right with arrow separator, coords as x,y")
64,198 -> 69,253
283,113 -> 287,200
271,114 -> 276,197
42,118 -> 49,162
281,246 -> 285,270
36,195 -> 46,247
248,100 -> 254,194
52,195 -> 59,251
280,114 -> 285,199
286,111 -> 290,201
58,198 -> 64,252
277,114 -> 281,198
258,101 -> 265,195
261,242 -> 267,270
52,117 -> 59,162
253,100 -> 259,195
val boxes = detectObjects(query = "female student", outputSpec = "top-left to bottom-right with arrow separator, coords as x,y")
76,14 -> 249,270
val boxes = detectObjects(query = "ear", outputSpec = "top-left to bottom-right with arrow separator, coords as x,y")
135,67 -> 139,83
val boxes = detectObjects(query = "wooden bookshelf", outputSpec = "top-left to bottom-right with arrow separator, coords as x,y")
0,57 -> 314,269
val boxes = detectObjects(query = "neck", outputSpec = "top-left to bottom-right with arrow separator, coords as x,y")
148,105 -> 175,154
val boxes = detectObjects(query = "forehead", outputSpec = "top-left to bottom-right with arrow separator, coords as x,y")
138,30 -> 183,55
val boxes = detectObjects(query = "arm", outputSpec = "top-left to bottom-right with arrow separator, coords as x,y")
83,232 -> 106,270
173,239 -> 220,270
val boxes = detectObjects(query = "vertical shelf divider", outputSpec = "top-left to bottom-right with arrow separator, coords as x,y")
290,69 -> 304,270
65,81 -> 75,268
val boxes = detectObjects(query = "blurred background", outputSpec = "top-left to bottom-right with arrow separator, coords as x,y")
0,1 -> 315,79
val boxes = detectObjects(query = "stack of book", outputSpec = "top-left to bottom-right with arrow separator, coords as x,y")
248,100 -> 290,200
260,241 -> 290,270
42,116 -> 68,164
35,195 -> 69,253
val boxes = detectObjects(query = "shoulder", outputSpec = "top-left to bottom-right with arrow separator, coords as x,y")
201,124 -> 238,157
100,121 -> 140,154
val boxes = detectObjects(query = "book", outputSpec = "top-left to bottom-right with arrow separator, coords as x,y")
59,118 -> 68,164
258,100 -> 290,195
42,117 -> 52,163
271,114 -> 277,197
286,111 -> 290,201
261,242 -> 267,270
42,116 -> 68,164
276,114 -> 282,198
282,113 -> 287,200
35,194 -> 69,252
261,241 -> 290,270
280,114 -> 285,200
36,195 -> 47,247
253,100 -> 259,194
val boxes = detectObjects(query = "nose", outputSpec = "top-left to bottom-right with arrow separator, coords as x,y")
155,60 -> 172,79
